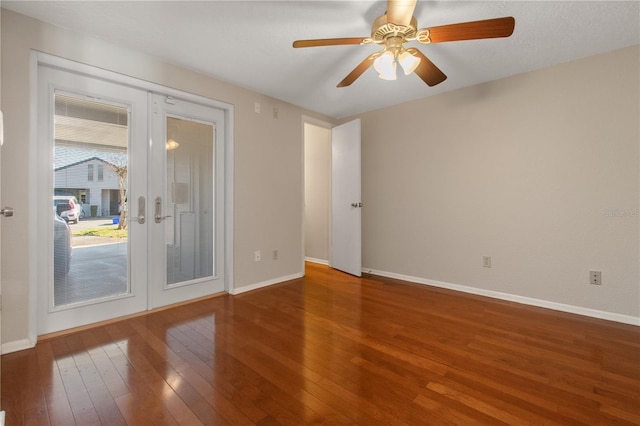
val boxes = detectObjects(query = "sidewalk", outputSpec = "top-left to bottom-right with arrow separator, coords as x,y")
72,235 -> 125,247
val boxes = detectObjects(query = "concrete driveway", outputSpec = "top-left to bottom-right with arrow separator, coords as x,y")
55,216 -> 128,305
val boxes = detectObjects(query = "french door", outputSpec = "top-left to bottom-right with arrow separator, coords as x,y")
37,65 -> 226,334
147,94 -> 226,308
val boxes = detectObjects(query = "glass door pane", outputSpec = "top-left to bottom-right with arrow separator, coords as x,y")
53,94 -> 130,306
165,117 -> 215,285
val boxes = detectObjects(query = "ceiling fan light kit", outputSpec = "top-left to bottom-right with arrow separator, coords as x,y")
293,0 -> 515,88
373,36 -> 422,80
373,50 -> 397,80
398,50 -> 421,75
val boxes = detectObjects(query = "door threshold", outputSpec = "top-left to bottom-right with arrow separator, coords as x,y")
38,291 -> 227,342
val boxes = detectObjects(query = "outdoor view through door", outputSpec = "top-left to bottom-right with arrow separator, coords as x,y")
53,94 -> 129,306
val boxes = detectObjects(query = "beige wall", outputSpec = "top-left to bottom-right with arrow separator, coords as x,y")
0,9 -> 333,346
354,45 -> 639,319
304,123 -> 331,262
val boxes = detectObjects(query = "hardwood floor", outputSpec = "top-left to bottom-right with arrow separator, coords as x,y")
3,262 -> 639,425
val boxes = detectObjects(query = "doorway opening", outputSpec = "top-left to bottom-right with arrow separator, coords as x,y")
302,118 -> 362,277
303,122 -> 332,267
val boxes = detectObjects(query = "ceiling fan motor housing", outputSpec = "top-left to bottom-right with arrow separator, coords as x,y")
371,14 -> 418,42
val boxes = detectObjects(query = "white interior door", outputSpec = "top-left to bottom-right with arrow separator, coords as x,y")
148,94 -> 226,308
331,119 -> 362,276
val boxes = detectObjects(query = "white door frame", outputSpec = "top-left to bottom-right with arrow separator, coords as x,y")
28,52 -> 234,343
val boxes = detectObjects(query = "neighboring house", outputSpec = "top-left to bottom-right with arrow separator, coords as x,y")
54,147 -> 127,217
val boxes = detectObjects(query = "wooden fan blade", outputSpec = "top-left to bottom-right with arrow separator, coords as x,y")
337,54 -> 377,88
422,17 -> 515,43
406,48 -> 447,87
293,38 -> 367,48
387,0 -> 417,26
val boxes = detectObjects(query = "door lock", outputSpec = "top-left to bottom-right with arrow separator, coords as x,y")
154,196 -> 172,223
132,196 -> 145,224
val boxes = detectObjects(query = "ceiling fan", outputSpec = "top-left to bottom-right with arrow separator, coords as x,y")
293,0 -> 515,88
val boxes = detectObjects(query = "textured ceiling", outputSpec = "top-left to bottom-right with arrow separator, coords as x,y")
3,1 -> 639,119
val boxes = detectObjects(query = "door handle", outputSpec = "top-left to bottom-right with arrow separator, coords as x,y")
132,196 -> 145,224
154,196 -> 172,223
0,207 -> 14,217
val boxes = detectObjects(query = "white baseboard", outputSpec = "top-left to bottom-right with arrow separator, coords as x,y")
2,338 -> 36,355
0,410 -> 5,426
230,272 -> 304,295
364,267 -> 640,326
305,257 -> 329,266
4,270 -> 634,357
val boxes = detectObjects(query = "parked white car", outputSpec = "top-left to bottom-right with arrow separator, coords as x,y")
53,195 -> 83,224
54,209 -> 72,276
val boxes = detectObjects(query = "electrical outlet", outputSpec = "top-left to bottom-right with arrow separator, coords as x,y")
589,270 -> 602,285
272,250 -> 278,260
254,102 -> 261,113
254,250 -> 261,262
483,256 -> 492,268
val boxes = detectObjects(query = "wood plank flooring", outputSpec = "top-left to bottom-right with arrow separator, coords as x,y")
3,262 -> 639,425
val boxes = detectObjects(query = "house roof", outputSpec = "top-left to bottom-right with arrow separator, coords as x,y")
54,146 -> 127,171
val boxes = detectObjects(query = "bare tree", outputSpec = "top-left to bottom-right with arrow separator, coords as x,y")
105,161 -> 128,230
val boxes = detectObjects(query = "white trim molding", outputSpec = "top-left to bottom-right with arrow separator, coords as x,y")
365,267 -> 640,326
2,338 -> 36,355
229,273 -> 304,295
305,257 -> 329,266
